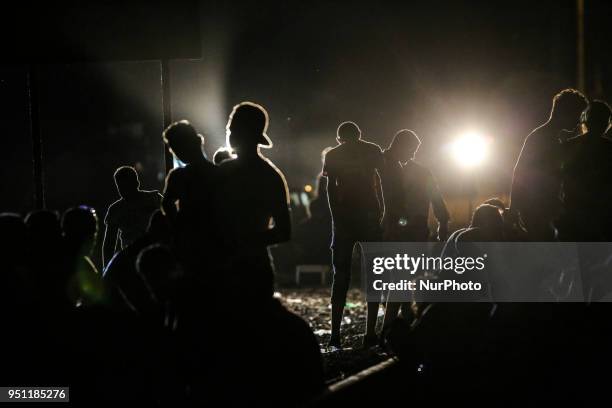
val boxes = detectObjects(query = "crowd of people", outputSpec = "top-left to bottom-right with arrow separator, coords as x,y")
2,88 -> 612,404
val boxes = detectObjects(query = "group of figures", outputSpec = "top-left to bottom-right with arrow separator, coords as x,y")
2,88 -> 612,404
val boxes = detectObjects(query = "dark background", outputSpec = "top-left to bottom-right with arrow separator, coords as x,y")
1,0 -> 610,224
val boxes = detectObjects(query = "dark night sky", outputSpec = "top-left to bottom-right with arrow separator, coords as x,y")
1,0 -> 610,217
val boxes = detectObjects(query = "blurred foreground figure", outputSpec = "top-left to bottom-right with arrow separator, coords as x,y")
511,89 -> 587,240
102,166 -> 162,268
323,121 -> 385,348
62,206 -> 108,306
561,100 -> 612,241
162,120 -> 220,273
381,129 -> 449,335
218,102 -> 291,299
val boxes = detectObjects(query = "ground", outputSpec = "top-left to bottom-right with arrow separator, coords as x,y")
277,288 -> 389,383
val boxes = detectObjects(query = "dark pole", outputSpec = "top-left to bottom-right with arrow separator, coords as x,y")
27,64 -> 45,209
161,59 -> 174,174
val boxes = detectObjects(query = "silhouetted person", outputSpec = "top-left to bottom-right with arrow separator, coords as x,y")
217,102 -> 291,300
103,166 -> 162,268
162,120 -> 219,273
382,129 -> 449,241
323,121 -> 384,348
62,206 -> 108,307
0,213 -> 28,302
136,244 -> 183,327
23,210 -> 65,308
103,210 -> 172,312
482,197 -> 527,241
212,146 -> 234,165
380,130 -> 449,334
442,204 -> 505,259
561,100 -> 612,241
511,89 -> 588,240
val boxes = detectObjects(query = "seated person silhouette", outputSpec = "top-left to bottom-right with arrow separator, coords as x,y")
103,210 -> 172,313
162,120 -> 219,273
323,121 -> 385,348
62,206 -> 108,307
102,166 -> 162,268
217,102 -> 291,300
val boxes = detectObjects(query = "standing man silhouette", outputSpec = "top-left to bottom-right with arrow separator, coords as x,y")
511,89 -> 587,241
103,166 -> 162,268
323,121 -> 385,348
161,120 -> 219,273
380,129 -> 449,333
561,100 -> 612,241
218,102 -> 291,300
382,129 -> 448,242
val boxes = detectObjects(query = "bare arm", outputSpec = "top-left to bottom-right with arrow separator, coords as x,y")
326,175 -> 338,224
161,171 -> 179,224
102,224 -> 119,269
375,170 -> 385,224
262,175 -> 292,246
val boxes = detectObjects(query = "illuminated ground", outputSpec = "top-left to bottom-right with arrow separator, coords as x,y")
277,288 -> 389,383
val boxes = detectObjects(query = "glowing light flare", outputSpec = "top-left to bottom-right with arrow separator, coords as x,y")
451,131 -> 489,168
304,184 -> 313,193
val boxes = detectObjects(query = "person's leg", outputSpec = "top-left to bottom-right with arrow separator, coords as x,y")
364,301 -> 380,346
329,240 -> 352,347
363,223 -> 384,347
381,301 -> 401,333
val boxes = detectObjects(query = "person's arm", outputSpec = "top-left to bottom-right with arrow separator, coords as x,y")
428,171 -> 449,241
102,223 -> 119,269
375,149 -> 386,224
263,173 -> 292,246
161,170 -> 180,224
375,170 -> 385,225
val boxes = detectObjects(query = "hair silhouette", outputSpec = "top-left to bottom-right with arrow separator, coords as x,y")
226,101 -> 272,152
336,121 -> 361,143
114,166 -> 140,197
163,120 -> 204,164
582,100 -> 612,136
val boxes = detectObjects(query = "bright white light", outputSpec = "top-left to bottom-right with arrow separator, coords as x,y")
451,131 -> 488,168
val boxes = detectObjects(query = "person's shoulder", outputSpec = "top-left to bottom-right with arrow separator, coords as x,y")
262,156 -> 288,183
141,190 -> 162,202
167,166 -> 187,180
107,198 -> 123,210
105,198 -> 123,217
359,139 -> 383,153
323,144 -> 341,159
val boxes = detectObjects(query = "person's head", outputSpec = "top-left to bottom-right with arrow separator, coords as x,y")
136,244 -> 182,303
482,197 -> 506,215
582,100 -> 612,136
550,88 -> 588,130
25,209 -> 61,241
470,203 -> 504,236
387,129 -> 421,161
113,166 -> 140,198
163,120 -> 204,164
336,121 -> 361,144
226,102 -> 272,155
61,206 -> 98,255
212,146 -> 235,165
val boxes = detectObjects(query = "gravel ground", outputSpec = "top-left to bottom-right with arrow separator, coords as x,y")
276,288 -> 389,383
